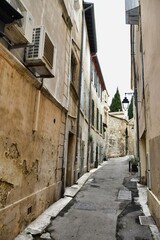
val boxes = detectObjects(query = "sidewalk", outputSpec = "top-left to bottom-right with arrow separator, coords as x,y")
117,172 -> 160,240
137,183 -> 160,240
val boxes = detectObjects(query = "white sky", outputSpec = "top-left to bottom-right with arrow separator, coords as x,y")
85,0 -> 132,104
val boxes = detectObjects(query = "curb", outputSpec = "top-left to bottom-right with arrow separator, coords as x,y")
15,164 -> 103,239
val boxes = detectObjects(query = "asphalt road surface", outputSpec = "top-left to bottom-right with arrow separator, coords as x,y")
40,157 -> 153,240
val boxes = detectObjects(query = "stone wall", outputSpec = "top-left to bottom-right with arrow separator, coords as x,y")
107,113 -> 128,158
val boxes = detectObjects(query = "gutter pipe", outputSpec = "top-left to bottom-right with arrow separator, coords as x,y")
131,25 -> 140,176
75,4 -> 93,180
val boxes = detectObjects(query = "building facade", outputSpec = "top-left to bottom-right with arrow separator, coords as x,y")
125,0 -> 160,228
0,1 -> 77,238
90,56 -> 109,167
0,0 -> 109,238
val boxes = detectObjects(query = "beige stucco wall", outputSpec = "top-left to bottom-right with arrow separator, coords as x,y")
15,0 -> 80,109
0,0 -> 82,238
0,44 -> 66,239
134,0 -> 160,228
141,0 -> 160,220
148,190 -> 160,228
140,0 -> 160,139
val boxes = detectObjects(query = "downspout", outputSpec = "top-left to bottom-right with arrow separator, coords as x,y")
86,55 -> 93,172
61,13 -> 73,194
139,3 -> 150,187
32,78 -> 43,133
138,4 -> 146,128
75,4 -> 93,180
131,25 -> 140,176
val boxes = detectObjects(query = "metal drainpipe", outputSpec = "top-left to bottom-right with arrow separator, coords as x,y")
139,4 -> 150,185
32,78 -> 43,133
132,25 -> 141,177
86,55 -> 93,172
75,4 -> 93,180
61,25 -> 72,195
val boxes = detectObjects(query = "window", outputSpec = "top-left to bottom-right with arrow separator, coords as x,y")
94,70 -> 97,90
100,85 -> 102,102
70,50 -> 79,93
96,108 -> 99,131
100,114 -> 102,134
71,52 -> 77,83
92,100 -> 95,126
90,142 -> 94,163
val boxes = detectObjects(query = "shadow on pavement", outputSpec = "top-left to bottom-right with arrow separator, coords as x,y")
116,174 -> 153,240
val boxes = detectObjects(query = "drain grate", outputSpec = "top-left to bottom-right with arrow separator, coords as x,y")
118,190 -> 132,200
139,216 -> 155,226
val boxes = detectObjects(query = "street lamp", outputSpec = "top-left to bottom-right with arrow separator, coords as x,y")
122,96 -> 130,111
122,91 -> 140,176
122,92 -> 134,111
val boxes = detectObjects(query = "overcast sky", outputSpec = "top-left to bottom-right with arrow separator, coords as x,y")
85,0 -> 132,104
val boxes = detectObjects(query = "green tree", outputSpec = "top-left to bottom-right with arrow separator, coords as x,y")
110,88 -> 122,112
128,96 -> 133,119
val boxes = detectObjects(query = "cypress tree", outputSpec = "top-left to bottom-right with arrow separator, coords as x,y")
110,88 -> 122,112
128,96 -> 133,119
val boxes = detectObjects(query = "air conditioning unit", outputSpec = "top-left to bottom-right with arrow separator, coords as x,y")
25,26 -> 56,78
4,0 -> 34,44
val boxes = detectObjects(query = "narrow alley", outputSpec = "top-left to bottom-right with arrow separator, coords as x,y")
1,1 -> 160,239
17,157 -> 157,240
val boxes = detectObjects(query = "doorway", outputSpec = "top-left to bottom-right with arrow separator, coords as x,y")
66,132 -> 75,186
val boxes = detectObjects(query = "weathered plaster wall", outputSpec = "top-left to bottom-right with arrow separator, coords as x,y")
0,14 -> 67,240
148,190 -> 160,229
135,0 -> 160,228
0,0 -> 82,237
141,0 -> 160,201
140,0 -> 160,139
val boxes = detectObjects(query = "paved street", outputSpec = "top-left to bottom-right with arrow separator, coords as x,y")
36,157 -> 153,240
47,158 -> 126,240
16,156 -> 159,240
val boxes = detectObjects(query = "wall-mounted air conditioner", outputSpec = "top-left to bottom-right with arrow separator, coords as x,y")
4,0 -> 34,44
25,26 -> 56,78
